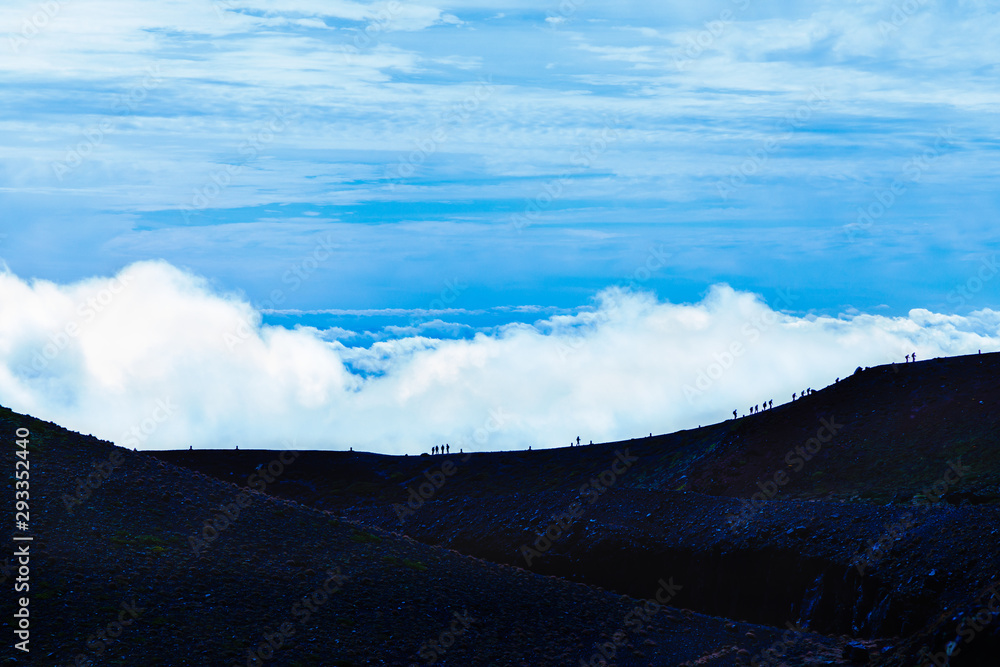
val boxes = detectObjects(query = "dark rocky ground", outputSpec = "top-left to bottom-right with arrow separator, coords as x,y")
4,352 -> 1000,665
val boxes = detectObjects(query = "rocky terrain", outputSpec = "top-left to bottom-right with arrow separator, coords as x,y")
4,351 -> 999,665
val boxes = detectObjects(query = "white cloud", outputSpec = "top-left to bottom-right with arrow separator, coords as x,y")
1,260 -> 998,454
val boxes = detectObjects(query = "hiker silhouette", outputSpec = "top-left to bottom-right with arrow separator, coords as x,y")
733,409 -> 737,419
446,444 -> 450,454
577,436 -> 581,446
793,392 -> 797,401
768,400 -> 773,409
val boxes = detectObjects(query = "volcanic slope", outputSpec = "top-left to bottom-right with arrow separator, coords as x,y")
1,405 -> 865,666
157,352 -> 1000,666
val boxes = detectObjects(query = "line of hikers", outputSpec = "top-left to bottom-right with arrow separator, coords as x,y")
733,351 -> 922,422
432,436 -> 598,455
735,385 -> 820,419
735,399 -> 774,419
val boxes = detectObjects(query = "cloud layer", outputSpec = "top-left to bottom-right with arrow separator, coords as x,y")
1,260 -> 997,453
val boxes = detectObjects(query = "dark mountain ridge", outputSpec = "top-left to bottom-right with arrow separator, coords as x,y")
3,351 -> 998,665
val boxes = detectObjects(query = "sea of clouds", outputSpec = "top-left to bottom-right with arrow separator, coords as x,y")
1,260 -> 998,454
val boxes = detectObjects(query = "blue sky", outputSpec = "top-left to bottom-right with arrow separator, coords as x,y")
1,0 -> 999,451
